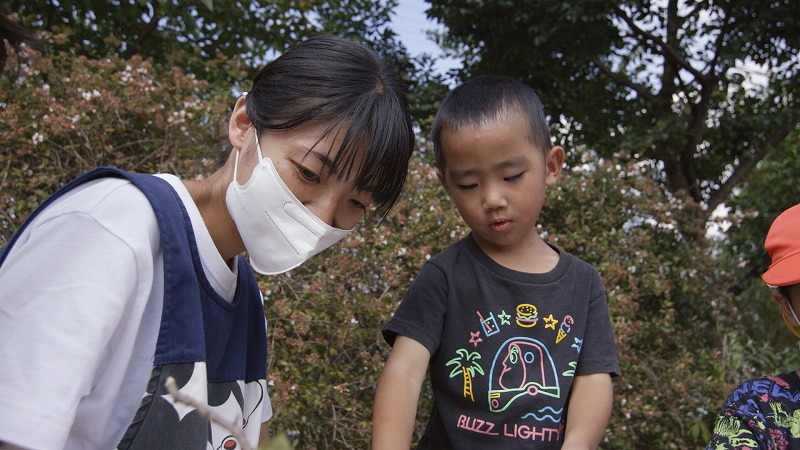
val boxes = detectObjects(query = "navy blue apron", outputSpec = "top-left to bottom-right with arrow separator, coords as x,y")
1,167 -> 268,450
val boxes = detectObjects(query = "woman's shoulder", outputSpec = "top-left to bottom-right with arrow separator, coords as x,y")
740,371 -> 800,390
46,175 -> 151,214
724,371 -> 800,408
25,175 -> 161,249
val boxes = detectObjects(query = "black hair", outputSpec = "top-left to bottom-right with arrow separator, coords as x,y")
779,285 -> 793,302
244,35 -> 414,219
0,14 -> 43,75
431,75 -> 552,171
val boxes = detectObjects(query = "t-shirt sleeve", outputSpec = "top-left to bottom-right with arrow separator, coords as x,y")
0,183 -> 156,449
261,391 -> 274,422
382,261 -> 449,355
707,375 -> 800,449
707,411 -> 761,449
707,383 -> 767,449
576,269 -> 621,377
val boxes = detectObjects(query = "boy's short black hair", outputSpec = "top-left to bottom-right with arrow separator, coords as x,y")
242,35 -> 414,219
431,75 -> 553,170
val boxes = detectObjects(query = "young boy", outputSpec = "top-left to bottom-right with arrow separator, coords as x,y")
707,202 -> 800,448
372,76 -> 621,449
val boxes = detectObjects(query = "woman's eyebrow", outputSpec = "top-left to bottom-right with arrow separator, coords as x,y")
302,148 -> 335,169
303,148 -> 378,195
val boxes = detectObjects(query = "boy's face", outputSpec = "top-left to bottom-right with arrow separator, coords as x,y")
437,113 -> 563,255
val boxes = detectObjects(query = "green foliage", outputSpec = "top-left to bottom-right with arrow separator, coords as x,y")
260,156 -> 464,448
5,0 -> 402,83
428,0 -> 800,220
0,44 -> 232,242
541,154 -> 727,447
4,1 -> 452,143
711,133 -> 800,354
259,150 -> 774,448
260,432 -> 295,450
2,38 -> 796,450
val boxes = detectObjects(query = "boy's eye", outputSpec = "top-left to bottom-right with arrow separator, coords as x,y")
505,172 -> 524,182
296,164 -> 320,182
457,183 -> 477,190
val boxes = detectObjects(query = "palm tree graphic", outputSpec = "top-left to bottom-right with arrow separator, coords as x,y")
447,348 -> 485,402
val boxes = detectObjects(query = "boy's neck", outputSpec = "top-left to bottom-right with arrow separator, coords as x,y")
475,234 -> 560,274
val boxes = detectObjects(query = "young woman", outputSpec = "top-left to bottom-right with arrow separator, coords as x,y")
0,35 -> 414,450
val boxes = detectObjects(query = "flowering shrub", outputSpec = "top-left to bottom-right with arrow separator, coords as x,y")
259,156 -> 464,448
260,151 -> 744,449
0,43 -> 233,242
542,155 -> 731,447
2,47 -> 784,449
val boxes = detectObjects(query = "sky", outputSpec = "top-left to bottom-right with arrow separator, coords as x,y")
391,0 -> 460,74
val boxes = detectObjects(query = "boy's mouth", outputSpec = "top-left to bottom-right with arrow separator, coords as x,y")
490,218 -> 511,231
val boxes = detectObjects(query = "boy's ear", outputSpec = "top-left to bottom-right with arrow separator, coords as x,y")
228,95 -> 252,150
437,170 -> 455,199
545,146 -> 565,186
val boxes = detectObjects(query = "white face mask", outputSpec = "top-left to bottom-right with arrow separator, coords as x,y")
225,130 -> 353,275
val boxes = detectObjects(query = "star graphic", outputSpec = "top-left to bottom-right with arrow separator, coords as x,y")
469,331 -> 483,347
572,337 -> 583,353
544,314 -> 558,330
498,310 -> 511,326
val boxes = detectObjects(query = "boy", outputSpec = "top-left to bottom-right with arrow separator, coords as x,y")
707,202 -> 800,448
372,76 -> 621,449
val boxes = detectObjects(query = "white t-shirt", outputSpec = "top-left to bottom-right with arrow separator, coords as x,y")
0,174 -> 272,450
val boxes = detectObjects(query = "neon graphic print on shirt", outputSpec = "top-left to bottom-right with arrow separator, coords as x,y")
445,302 -> 580,444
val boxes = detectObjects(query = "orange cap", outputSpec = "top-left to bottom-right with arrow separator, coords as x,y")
762,203 -> 800,287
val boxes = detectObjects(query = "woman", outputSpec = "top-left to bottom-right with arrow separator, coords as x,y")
0,35 -> 414,450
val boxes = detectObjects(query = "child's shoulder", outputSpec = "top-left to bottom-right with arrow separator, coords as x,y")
559,248 -> 601,274
423,236 -> 470,266
428,238 -> 600,276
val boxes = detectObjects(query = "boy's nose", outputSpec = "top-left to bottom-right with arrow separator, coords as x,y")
482,187 -> 507,211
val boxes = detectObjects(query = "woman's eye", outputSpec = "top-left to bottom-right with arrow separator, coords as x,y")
505,172 -> 524,182
296,164 -> 320,182
349,199 -> 367,210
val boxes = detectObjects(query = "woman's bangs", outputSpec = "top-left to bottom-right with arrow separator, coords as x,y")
324,98 -> 411,216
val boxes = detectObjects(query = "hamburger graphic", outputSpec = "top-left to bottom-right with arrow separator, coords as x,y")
515,303 -> 538,328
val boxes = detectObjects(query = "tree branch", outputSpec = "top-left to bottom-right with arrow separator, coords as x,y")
164,376 -> 253,450
590,56 -> 655,101
706,110 -> 800,214
610,2 -> 705,80
123,5 -> 162,58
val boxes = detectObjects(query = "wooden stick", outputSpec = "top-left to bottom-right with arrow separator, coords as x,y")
163,376 -> 253,450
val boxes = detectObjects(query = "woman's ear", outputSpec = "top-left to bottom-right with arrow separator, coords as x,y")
228,95 -> 252,150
